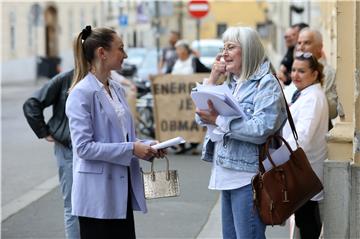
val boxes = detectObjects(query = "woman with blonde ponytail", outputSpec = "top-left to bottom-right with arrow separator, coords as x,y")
65,26 -> 166,239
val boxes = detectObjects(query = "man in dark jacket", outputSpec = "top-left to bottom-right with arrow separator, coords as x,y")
23,69 -> 79,239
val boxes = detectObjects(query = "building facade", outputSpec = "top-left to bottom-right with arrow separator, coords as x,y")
1,0 -> 104,83
1,0 -> 267,83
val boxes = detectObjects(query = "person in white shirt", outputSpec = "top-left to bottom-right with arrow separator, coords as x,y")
171,40 -> 210,75
171,40 -> 210,154
283,51 -> 328,239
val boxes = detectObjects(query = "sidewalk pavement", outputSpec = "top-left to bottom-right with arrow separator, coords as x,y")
197,195 -> 292,239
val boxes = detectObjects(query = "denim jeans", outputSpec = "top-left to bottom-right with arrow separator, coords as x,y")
221,184 -> 266,239
54,143 -> 80,239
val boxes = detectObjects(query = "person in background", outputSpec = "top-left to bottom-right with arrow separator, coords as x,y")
277,27 -> 297,85
158,30 -> 180,74
195,26 -> 287,239
172,39 -> 211,74
292,22 -> 310,42
277,23 -> 309,86
171,39 -> 210,155
296,27 -> 344,128
23,69 -> 80,239
283,52 -> 328,239
66,25 -> 165,239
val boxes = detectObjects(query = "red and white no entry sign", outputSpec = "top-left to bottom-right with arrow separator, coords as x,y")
187,0 -> 209,19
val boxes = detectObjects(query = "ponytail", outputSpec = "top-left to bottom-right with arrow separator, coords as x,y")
69,33 -> 89,91
69,26 -> 116,92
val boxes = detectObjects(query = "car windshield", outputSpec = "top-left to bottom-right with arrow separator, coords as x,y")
197,46 -> 220,57
124,48 -> 147,67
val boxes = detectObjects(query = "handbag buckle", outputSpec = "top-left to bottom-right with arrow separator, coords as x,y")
282,189 -> 289,203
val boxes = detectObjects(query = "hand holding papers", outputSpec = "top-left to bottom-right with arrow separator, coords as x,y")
191,83 -> 244,117
191,83 -> 245,142
151,137 -> 186,150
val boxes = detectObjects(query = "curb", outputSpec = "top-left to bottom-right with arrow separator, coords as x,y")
2,176 -> 59,221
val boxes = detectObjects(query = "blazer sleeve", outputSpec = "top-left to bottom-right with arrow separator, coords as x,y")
66,87 -> 135,166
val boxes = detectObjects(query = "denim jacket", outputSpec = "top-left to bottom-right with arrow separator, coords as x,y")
196,61 -> 287,173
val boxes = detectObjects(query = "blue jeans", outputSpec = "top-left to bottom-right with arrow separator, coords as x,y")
54,143 -> 80,239
221,184 -> 266,239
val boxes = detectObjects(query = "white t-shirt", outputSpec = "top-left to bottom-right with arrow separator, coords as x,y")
282,83 -> 329,201
208,76 -> 256,191
171,55 -> 194,75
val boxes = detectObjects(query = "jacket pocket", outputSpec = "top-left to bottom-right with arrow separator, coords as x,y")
77,161 -> 104,174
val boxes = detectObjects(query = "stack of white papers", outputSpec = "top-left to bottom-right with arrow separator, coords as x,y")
191,83 -> 244,117
191,83 -> 245,141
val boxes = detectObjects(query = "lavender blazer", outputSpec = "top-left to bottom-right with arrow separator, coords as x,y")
65,73 -> 147,219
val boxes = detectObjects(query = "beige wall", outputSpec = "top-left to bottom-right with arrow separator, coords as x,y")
201,1 -> 267,39
336,1 -> 355,122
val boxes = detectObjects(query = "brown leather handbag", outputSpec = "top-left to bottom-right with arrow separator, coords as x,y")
251,79 -> 323,226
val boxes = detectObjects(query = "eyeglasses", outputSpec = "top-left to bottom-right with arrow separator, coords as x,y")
295,51 -> 313,59
294,51 -> 319,68
219,44 -> 240,53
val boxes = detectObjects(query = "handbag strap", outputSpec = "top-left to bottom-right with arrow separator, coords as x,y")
150,156 -> 170,173
257,74 -> 300,173
273,75 -> 299,146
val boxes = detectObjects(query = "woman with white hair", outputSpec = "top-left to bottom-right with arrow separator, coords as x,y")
195,26 -> 287,238
171,39 -> 210,75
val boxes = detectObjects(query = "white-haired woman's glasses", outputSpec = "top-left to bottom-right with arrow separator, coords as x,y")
219,44 -> 241,54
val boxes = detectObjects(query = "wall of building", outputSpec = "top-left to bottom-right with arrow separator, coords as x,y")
1,1 -> 103,83
201,1 -> 267,39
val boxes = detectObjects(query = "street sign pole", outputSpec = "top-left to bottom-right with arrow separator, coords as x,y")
187,0 -> 209,53
196,19 -> 200,52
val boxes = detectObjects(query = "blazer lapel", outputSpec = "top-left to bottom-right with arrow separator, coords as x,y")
95,91 -> 125,131
109,81 -> 131,112
87,74 -> 124,132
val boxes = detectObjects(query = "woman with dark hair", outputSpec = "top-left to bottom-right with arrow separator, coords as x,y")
284,52 -> 328,239
66,26 -> 165,239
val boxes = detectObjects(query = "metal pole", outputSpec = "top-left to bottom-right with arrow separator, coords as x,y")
196,19 -> 200,52
155,1 -> 161,64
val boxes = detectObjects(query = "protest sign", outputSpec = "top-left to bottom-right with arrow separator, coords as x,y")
151,74 -> 208,143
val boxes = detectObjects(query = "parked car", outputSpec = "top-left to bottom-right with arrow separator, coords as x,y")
124,47 -> 159,82
137,48 -> 159,82
124,48 -> 148,68
191,39 -> 223,68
